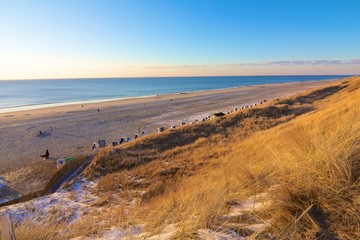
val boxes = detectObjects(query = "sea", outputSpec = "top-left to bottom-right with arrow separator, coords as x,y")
0,75 -> 350,113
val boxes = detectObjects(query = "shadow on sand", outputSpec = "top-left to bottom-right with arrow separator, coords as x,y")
0,178 -> 21,205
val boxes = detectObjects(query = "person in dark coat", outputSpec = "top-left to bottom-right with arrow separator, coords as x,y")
41,149 -> 50,159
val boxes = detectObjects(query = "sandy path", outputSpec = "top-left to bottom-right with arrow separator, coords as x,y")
0,80 -> 336,194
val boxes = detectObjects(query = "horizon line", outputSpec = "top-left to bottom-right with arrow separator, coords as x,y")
0,74 -> 356,81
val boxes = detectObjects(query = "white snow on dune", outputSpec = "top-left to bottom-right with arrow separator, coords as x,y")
2,177 -> 98,226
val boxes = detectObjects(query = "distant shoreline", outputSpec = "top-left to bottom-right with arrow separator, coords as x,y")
0,77 -> 347,114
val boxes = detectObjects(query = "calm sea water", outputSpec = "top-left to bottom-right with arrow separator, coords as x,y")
0,75 -> 350,113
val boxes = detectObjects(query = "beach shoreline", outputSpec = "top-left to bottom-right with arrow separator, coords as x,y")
0,75 -> 346,113
0,79 -> 339,117
0,79 -> 339,196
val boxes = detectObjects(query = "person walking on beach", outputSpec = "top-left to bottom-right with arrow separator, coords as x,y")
41,149 -> 49,159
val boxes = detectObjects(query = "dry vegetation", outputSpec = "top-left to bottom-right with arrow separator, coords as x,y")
13,77 -> 360,239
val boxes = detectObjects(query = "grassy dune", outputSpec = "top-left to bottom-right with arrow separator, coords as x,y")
14,77 -> 360,239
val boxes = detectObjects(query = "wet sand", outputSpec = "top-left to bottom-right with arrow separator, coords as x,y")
0,80 -> 336,194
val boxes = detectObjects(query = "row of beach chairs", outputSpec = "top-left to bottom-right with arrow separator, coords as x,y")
95,99 -> 268,148
97,134 -> 141,148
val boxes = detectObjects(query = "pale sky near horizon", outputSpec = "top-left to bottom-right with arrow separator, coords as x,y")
0,0 -> 359,80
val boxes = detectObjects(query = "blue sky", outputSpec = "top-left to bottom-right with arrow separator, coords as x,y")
0,0 -> 359,79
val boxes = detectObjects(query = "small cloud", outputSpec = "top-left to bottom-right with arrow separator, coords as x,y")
347,59 -> 360,64
127,64 -> 211,69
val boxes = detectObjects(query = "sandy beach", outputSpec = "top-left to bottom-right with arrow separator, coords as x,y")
0,80 -> 336,195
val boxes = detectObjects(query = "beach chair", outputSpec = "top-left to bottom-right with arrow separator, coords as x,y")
119,138 -> 125,144
98,140 -> 107,148
57,158 -> 65,169
112,141 -> 118,146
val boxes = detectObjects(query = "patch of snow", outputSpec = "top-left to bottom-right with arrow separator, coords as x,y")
0,178 -> 9,185
128,198 -> 137,207
209,192 -> 273,239
72,180 -> 83,191
227,192 -> 271,218
197,229 -> 246,240
139,224 -> 177,240
101,225 -> 144,239
69,225 -> 144,240
4,177 -> 99,226
227,200 -> 263,217
246,222 -> 270,232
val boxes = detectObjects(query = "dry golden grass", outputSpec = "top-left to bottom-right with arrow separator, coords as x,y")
13,76 -> 360,239
13,202 -> 129,240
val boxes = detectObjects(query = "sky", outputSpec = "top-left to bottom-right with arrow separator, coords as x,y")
0,0 -> 359,80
